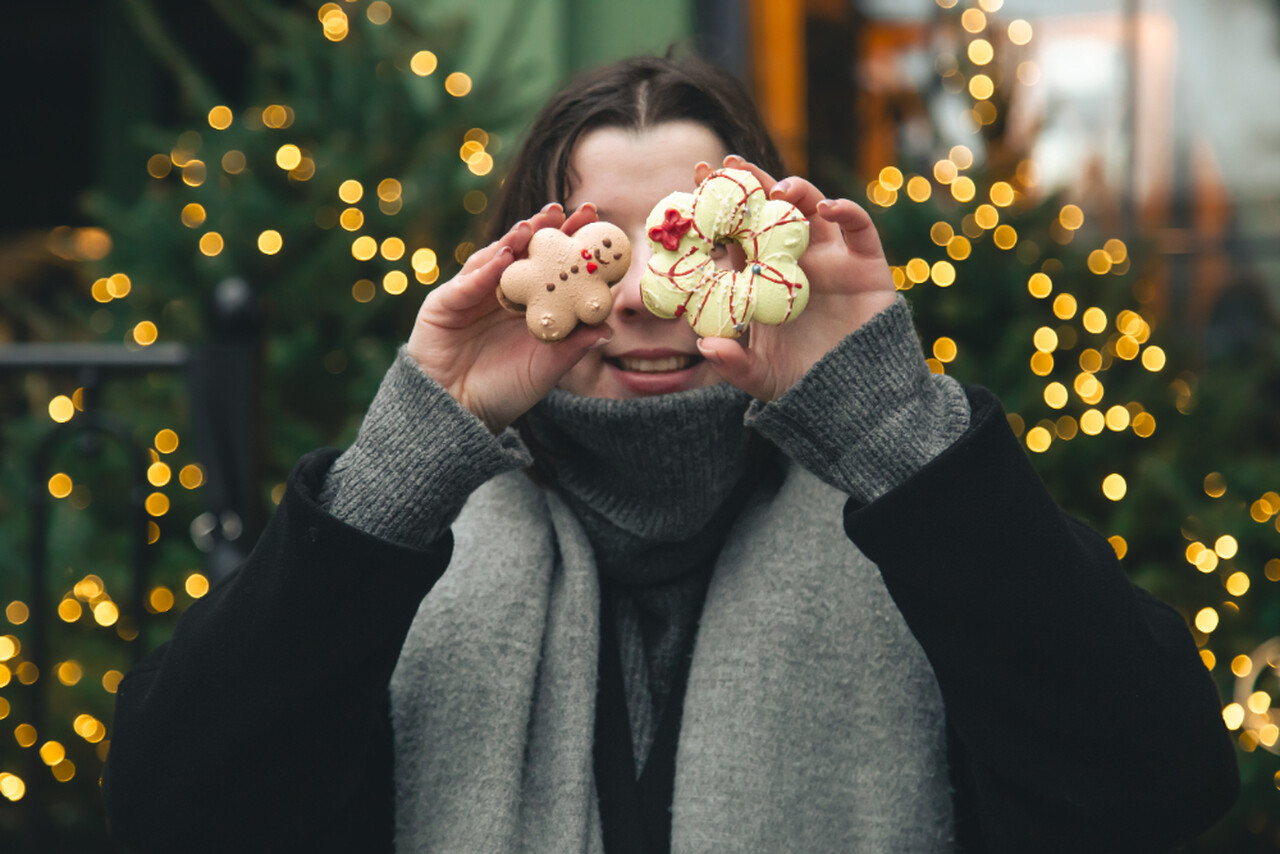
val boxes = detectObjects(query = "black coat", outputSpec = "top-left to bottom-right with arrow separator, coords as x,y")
103,388 -> 1238,853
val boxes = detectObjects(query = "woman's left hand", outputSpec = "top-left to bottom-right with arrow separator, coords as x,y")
694,155 -> 898,402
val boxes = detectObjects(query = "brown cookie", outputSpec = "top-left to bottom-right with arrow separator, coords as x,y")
497,221 -> 631,342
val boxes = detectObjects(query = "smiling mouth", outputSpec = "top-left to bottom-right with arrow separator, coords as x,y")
606,354 -> 701,373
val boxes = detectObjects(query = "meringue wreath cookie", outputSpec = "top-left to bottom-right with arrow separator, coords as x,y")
639,167 -> 809,338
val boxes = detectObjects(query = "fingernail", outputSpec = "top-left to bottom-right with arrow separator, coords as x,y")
588,335 -> 612,350
772,179 -> 791,195
724,154 -> 744,164
697,341 -> 723,365
541,202 -> 562,214
579,202 -> 597,214
499,245 -> 513,257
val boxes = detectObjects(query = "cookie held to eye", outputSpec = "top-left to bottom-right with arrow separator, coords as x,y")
497,221 -> 631,342
640,167 -> 809,339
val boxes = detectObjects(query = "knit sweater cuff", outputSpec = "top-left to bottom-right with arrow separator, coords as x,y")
319,346 -> 533,549
745,296 -> 970,504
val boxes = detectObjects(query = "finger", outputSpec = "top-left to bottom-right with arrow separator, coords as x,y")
560,203 -> 599,235
816,198 -> 884,258
525,203 -> 567,234
696,336 -> 778,401
693,160 -> 715,185
428,245 -> 517,318
722,154 -> 779,191
767,177 -> 843,246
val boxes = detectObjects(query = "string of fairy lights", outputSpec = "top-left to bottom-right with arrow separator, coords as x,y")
1,0 -> 500,805
877,0 -> 1280,771
3,0 -> 1277,809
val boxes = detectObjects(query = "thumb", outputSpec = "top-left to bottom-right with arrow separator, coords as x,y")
696,337 -> 778,401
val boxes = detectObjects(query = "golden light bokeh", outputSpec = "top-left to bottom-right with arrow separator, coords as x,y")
1008,19 -> 1033,45
199,232 -> 225,256
411,50 -> 438,76
968,39 -> 994,66
445,72 -> 473,97
207,105 -> 233,130
258,230 -> 284,255
1027,272 -> 1052,298
383,271 -> 409,294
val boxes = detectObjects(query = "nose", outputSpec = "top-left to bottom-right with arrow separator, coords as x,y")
610,233 -> 652,320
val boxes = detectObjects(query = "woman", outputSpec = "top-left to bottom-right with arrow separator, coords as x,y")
104,55 -> 1237,853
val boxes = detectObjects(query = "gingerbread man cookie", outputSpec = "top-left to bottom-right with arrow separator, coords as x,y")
640,167 -> 809,338
498,221 -> 631,342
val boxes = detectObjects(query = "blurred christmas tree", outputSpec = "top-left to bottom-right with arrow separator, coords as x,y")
860,1 -> 1280,849
0,0 -> 553,847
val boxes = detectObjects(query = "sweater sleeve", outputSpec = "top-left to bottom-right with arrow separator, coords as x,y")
319,346 -> 533,548
103,449 -> 449,853
744,296 -> 971,503
844,387 -> 1239,853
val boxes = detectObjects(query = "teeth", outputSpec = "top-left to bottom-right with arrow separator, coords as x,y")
616,355 -> 694,373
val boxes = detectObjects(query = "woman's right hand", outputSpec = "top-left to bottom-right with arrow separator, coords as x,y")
406,203 -> 613,433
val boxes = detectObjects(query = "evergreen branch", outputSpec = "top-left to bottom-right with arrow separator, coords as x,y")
120,0 -> 222,109
206,0 -> 276,49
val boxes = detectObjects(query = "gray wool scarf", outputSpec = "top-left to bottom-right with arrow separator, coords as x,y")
323,297 -> 968,852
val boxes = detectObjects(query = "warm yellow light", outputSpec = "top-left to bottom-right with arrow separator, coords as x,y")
1248,691 -> 1271,714
933,160 -> 958,184
1025,426 -> 1052,453
1027,272 -> 1052,298
39,741 -> 65,766
1078,348 -> 1102,372
107,273 -> 132,298
1058,204 -> 1084,230
147,154 -> 172,179
948,145 -> 974,170
1108,535 -> 1127,559
1226,571 -> 1251,597
179,464 -> 205,489
1194,607 -> 1219,634
977,0 -> 1003,11
57,599 -> 82,623
1204,472 -> 1227,498
339,208 -> 364,231
467,153 -> 495,176
932,337 -> 958,362
961,8 -> 986,33
147,461 -> 171,487
367,0 -> 391,23
416,267 -> 441,285
275,145 -> 302,171
207,106 -> 233,130
1200,649 -> 1216,670
967,39 -> 994,65
968,75 -> 994,100
1105,405 -> 1130,431
377,178 -> 402,202
181,203 -> 206,228
1102,473 -> 1127,501
0,772 -> 25,801
1087,249 -> 1112,275
1215,535 -> 1239,559
1051,294 -> 1077,320
51,759 -> 75,783
352,235 -> 378,261
5,602 -> 27,626
878,166 -> 904,191
48,473 -> 73,499
974,204 -> 998,230
1017,61 -> 1041,86
904,258 -> 930,284
1081,307 -> 1107,334
906,176 -> 931,202
258,230 -> 283,255
133,321 -> 158,346
321,8 -> 349,41
149,586 -> 175,613
1033,326 -> 1058,353
48,395 -> 75,423
352,279 -> 376,302
185,573 -> 210,599
411,248 -> 438,272
222,150 -> 247,175
380,237 -> 406,261
338,179 -> 364,204
1125,410 -> 1153,438
199,232 -> 224,256
262,104 -> 293,129
1030,351 -> 1054,376
992,224 -> 1017,249
930,222 -> 954,246
1008,19 -> 1033,45
950,176 -> 976,202
989,182 -> 1015,207
145,492 -> 170,517
411,50 -> 438,76
1044,382 -> 1068,409
1231,654 -> 1252,677
1141,346 -> 1166,372
93,601 -> 119,627
946,235 -> 971,260
445,72 -> 473,97
930,261 -> 956,287
55,661 -> 82,687
383,271 -> 409,295
1223,703 -> 1245,730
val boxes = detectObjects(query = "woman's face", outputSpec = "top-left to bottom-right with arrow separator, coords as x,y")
555,121 -> 736,399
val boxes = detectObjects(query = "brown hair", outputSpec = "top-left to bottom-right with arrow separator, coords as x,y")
486,55 -> 784,242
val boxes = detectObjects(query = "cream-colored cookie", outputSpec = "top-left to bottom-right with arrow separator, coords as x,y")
498,221 -> 630,342
640,168 -> 808,338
